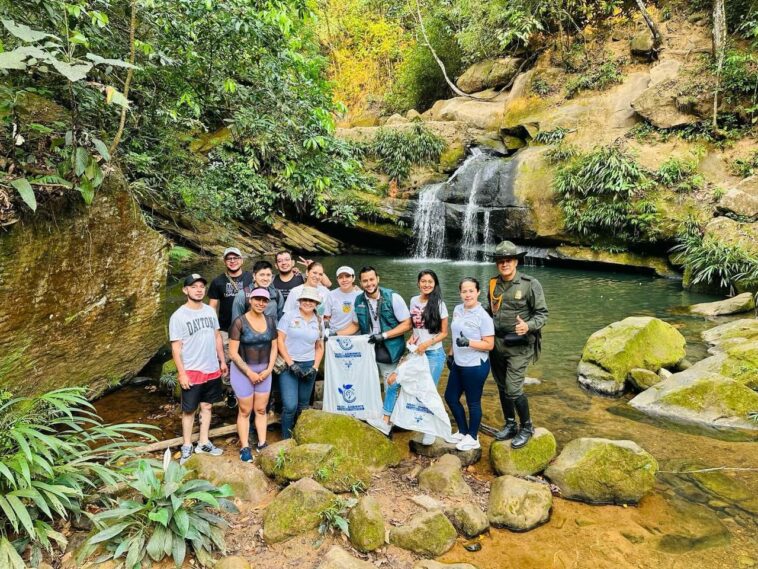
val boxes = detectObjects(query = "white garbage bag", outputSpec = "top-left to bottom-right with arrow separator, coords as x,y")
390,351 -> 451,439
324,335 -> 384,421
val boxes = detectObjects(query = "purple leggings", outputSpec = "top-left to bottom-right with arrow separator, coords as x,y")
230,362 -> 271,398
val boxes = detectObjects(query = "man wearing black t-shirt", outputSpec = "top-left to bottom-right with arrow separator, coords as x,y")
208,247 -> 254,332
272,251 -> 305,302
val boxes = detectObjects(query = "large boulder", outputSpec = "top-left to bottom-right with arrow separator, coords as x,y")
717,176 -> 758,221
456,57 -> 523,93
262,478 -> 335,543
418,454 -> 472,497
702,318 -> 758,348
488,476 -> 552,531
0,171 -> 168,396
630,31 -> 655,58
631,69 -> 704,128
545,438 -> 658,504
389,510 -> 458,557
445,503 -> 489,537
347,496 -> 385,553
184,454 -> 270,505
317,545 -> 375,569
628,368 -> 758,433
688,292 -> 756,316
410,435 -> 482,467
258,439 -> 298,480
293,410 -> 401,470
578,316 -> 686,395
489,427 -> 557,476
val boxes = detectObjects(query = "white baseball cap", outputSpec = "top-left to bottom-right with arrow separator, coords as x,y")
223,247 -> 243,259
336,266 -> 355,277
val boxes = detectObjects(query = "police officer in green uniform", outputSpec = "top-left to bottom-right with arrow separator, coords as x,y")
487,241 -> 548,448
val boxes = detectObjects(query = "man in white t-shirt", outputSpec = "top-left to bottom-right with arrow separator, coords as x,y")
169,274 -> 228,465
339,266 -> 411,432
324,266 -> 360,334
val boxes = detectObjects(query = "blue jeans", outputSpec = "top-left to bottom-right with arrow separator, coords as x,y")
425,348 -> 446,386
444,360 -> 490,437
379,361 -> 400,416
279,360 -> 316,439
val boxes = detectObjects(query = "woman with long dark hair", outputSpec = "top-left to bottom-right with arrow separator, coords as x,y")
444,277 -> 495,451
409,269 -> 449,444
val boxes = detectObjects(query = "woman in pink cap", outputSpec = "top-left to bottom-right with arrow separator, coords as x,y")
228,287 -> 277,461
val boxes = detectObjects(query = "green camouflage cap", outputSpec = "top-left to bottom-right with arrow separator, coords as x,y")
491,240 -> 526,259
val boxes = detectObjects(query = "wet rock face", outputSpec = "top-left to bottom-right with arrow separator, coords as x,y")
545,438 -> 658,504
0,170 -> 168,397
488,475 -> 552,531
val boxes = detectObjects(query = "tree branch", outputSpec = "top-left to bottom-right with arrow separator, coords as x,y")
109,0 -> 137,155
635,0 -> 663,48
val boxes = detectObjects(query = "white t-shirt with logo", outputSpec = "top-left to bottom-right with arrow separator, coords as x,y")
324,288 -> 360,331
277,311 -> 322,361
450,303 -> 495,367
352,293 -> 410,334
168,304 -> 220,373
283,283 -> 331,316
409,295 -> 449,352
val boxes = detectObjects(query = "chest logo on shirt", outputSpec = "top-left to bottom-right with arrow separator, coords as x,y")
342,302 -> 352,313
514,290 -> 522,300
291,320 -> 302,328
336,338 -> 354,351
338,384 -> 356,403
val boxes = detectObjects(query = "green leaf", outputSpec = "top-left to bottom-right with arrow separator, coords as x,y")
148,508 -> 170,527
74,147 -> 89,176
30,175 -> 73,188
173,508 -> 189,538
0,48 -> 28,70
105,86 -> 129,108
89,522 -> 131,544
1,19 -> 53,43
85,53 -> 137,69
146,525 -> 167,561
50,58 -> 92,82
9,178 -> 36,211
91,137 -> 111,161
7,494 -> 36,539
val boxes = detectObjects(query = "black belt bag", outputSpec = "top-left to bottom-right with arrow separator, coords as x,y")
374,343 -> 393,364
502,332 -> 529,346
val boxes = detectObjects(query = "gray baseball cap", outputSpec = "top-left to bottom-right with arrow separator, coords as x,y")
223,247 -> 243,259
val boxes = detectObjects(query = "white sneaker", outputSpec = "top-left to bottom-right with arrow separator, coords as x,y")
420,433 -> 436,445
456,434 -> 480,451
443,432 -> 464,444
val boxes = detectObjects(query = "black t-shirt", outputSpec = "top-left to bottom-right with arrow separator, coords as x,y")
273,272 -> 305,302
208,271 -> 254,331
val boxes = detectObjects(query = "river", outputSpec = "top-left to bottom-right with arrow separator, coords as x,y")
95,255 -> 758,568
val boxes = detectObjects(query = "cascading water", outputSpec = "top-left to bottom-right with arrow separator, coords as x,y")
412,183 -> 446,259
459,168 -> 482,261
482,209 -> 493,256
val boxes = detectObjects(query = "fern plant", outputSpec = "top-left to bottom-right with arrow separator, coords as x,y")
80,452 -> 237,568
0,387 -> 154,569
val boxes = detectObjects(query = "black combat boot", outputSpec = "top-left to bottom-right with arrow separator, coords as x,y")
511,394 -> 533,449
494,395 -> 518,441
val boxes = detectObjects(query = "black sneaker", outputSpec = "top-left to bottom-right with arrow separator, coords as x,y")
255,442 -> 269,453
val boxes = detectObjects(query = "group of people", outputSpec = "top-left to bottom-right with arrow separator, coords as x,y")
169,242 -> 548,465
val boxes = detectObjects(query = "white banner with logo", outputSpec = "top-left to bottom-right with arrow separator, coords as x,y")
390,352 -> 452,439
324,335 -> 383,421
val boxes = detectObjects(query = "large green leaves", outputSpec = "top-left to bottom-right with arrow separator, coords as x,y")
1,19 -> 54,43
9,178 -> 36,211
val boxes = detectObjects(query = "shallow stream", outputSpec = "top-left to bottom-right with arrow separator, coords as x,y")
95,256 -> 758,567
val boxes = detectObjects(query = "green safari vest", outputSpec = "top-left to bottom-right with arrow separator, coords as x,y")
354,287 -> 405,363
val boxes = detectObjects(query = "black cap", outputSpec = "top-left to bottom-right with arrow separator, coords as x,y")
183,273 -> 207,287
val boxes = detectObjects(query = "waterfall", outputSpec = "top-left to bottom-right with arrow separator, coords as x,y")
482,210 -> 493,256
412,183 -> 446,259
459,168 -> 481,262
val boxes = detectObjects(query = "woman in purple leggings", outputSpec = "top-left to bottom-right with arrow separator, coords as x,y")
228,287 -> 277,462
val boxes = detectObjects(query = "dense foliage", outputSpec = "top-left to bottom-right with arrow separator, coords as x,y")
80,453 -> 237,568
0,387 -> 153,569
367,121 -> 445,182
554,145 -> 659,244
673,219 -> 758,292
0,0 -> 373,225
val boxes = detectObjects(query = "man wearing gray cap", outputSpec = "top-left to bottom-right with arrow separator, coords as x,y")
208,247 -> 254,332
487,241 -> 548,448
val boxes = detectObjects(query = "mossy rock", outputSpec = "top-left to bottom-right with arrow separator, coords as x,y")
439,143 -> 466,173
629,368 -> 758,434
315,452 -> 372,493
445,503 -> 489,537
262,478 -> 335,543
347,496 -> 385,552
490,427 -> 557,476
418,454 -> 472,497
389,510 -> 457,557
545,438 -> 658,504
185,454 -> 270,505
278,443 -> 334,481
628,368 -> 663,392
258,439 -> 298,482
720,343 -> 758,390
580,316 -> 686,385
488,475 -> 552,531
688,293 -> 755,317
293,410 -> 401,471
702,319 -> 758,347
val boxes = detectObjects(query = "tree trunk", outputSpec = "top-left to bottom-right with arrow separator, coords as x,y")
712,0 -> 726,128
635,0 -> 663,48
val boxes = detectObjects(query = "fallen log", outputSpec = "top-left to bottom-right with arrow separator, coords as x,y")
136,412 -> 280,453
